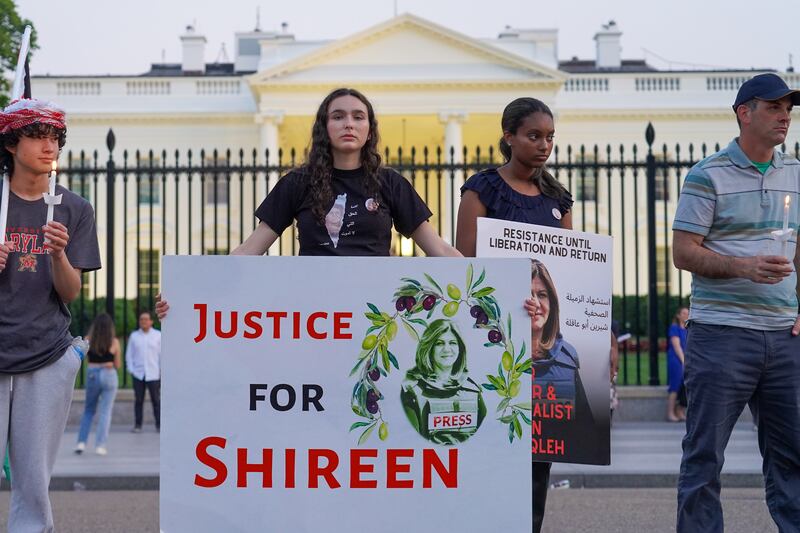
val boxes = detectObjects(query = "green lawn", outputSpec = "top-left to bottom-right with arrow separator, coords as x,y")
618,351 -> 668,387
71,352 -> 671,389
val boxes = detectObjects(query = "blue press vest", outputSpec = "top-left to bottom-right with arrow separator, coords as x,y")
533,337 -> 580,404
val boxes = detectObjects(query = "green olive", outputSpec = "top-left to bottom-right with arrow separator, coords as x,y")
446,283 -> 461,300
378,421 -> 389,441
502,351 -> 513,372
443,301 -> 460,317
509,379 -> 521,397
361,335 -> 378,350
386,321 -> 398,341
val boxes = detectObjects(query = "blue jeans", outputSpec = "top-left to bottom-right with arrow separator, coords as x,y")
77,367 -> 118,447
677,323 -> 800,533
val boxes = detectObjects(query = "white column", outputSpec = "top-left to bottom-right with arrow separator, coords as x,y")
438,111 -> 468,245
255,111 -> 285,254
256,111 -> 284,166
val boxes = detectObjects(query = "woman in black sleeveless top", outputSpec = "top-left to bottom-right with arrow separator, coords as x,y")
75,313 -> 121,455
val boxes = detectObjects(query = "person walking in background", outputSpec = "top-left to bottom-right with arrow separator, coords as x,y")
665,307 -> 688,422
126,311 -> 161,432
75,313 -> 121,455
673,73 -> 800,532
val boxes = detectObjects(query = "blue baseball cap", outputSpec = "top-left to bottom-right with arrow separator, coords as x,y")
733,73 -> 800,111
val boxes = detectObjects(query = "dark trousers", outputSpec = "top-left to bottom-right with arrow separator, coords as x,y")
132,377 -> 161,429
677,323 -> 800,533
533,461 -> 551,533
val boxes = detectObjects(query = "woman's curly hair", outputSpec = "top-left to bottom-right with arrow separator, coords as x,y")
304,88 -> 382,224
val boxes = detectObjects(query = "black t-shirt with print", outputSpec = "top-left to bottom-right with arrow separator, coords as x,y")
255,167 -> 432,256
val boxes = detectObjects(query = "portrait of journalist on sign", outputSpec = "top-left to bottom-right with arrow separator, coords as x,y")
401,319 -> 486,445
530,259 -> 606,463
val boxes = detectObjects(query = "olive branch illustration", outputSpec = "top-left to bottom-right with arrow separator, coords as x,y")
349,264 -> 532,444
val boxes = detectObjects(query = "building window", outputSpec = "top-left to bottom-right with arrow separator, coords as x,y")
67,156 -> 94,202
138,176 -> 161,206
655,173 -> 670,202
573,155 -> 598,202
66,176 -> 92,202
655,245 -> 669,292
654,156 -> 670,202
203,158 -> 230,205
136,156 -> 162,206
138,249 -> 160,301
81,272 -> 92,300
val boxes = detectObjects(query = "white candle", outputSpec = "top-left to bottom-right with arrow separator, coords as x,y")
783,195 -> 791,232
0,174 -> 9,245
45,161 -> 57,224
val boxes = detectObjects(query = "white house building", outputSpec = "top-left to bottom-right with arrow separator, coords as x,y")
29,14 -> 800,301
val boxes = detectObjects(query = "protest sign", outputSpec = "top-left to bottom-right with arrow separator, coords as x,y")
476,217 -> 612,465
161,256 -> 532,532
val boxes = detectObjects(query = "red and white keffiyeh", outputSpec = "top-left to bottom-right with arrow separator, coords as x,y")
0,98 -> 66,134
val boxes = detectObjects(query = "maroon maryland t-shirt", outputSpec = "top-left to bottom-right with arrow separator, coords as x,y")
0,182 -> 101,374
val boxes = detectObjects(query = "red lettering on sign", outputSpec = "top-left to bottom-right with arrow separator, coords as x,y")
237,447 -> 273,488
333,312 -> 352,339
386,449 -> 414,489
194,436 -> 228,488
308,449 -> 341,489
192,441 -> 460,489
243,311 -> 263,339
349,449 -> 378,488
423,448 -> 458,488
285,448 -> 296,488
307,312 -> 327,340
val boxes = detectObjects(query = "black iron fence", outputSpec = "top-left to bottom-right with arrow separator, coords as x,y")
61,125 -> 800,387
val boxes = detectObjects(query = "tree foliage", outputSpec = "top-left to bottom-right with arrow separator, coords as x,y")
0,0 -> 37,107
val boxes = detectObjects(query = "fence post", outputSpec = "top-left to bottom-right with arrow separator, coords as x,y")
645,123 -> 659,386
105,129 -> 116,319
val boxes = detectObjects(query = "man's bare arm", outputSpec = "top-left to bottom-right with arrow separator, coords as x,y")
672,230 -> 791,284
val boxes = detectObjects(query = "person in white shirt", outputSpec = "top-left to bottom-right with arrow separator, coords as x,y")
126,312 -> 161,432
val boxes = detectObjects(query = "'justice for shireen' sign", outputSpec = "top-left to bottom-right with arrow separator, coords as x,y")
161,256 -> 532,532
476,217 -> 612,466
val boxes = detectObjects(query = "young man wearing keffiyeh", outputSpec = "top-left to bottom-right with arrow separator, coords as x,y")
0,98 -> 101,532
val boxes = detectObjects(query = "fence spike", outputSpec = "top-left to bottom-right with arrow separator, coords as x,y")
106,129 -> 116,153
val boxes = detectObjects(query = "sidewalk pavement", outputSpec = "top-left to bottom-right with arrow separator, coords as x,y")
550,421 -> 763,489
0,422 -> 763,491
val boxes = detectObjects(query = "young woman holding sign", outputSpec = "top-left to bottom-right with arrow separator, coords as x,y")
455,97 -> 573,533
157,88 -> 459,317
239,87 -> 459,257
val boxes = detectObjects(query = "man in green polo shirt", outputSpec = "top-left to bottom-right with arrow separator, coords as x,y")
672,73 -> 800,532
